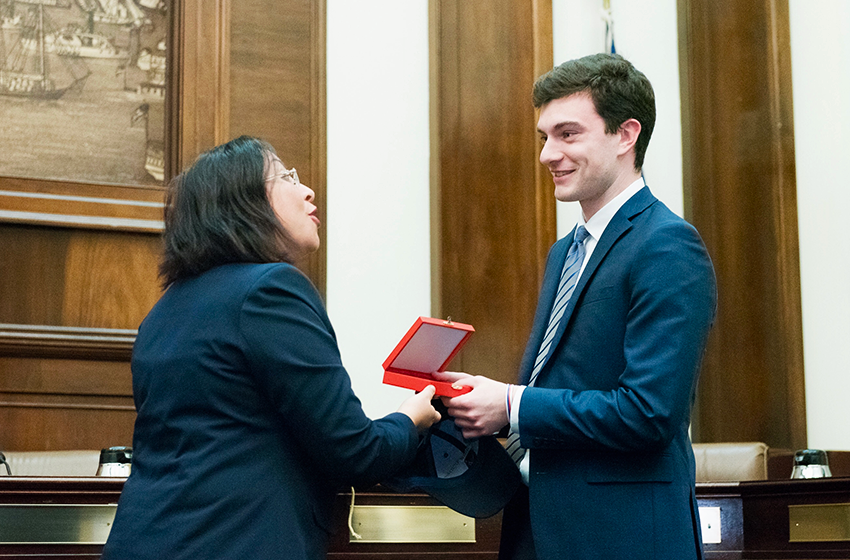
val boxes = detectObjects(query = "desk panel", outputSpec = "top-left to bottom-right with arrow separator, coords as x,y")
0,477 -> 123,559
3,476 -> 850,559
697,478 -> 850,559
0,478 -> 500,560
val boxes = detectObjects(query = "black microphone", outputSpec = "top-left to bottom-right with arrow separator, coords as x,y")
0,451 -> 11,475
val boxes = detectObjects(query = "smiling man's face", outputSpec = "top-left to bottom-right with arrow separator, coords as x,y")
537,92 -> 635,218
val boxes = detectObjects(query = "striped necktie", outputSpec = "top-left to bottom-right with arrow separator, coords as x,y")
506,225 -> 589,467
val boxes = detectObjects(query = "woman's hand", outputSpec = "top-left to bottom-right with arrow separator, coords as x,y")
396,385 -> 442,432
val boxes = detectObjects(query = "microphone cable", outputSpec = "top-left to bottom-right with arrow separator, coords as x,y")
0,452 -> 11,475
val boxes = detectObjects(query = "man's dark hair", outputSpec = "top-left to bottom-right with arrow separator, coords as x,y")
159,135 -> 296,287
532,53 -> 656,170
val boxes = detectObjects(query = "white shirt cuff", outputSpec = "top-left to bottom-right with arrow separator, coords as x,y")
509,384 -> 526,432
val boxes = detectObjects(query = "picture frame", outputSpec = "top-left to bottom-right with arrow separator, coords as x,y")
0,0 -> 169,233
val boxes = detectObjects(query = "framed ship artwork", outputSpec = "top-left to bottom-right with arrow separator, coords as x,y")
0,0 -> 168,232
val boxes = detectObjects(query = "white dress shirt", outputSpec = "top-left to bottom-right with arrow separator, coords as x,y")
510,177 -> 647,484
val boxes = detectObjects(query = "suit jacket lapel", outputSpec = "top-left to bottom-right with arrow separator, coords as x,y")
530,187 -> 657,383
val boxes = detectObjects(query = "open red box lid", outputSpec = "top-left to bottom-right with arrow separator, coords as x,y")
382,317 -> 474,397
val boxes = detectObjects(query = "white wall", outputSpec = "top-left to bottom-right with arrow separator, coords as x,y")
326,0 -> 431,419
789,0 -> 850,450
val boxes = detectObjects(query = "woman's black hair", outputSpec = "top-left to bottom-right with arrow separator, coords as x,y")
159,135 -> 296,287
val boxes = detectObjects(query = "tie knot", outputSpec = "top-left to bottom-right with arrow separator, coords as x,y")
574,225 -> 590,245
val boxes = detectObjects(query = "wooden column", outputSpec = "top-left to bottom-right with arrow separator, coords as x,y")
679,0 -> 806,448
431,0 -> 555,383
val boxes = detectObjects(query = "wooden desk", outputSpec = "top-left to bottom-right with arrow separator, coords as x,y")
0,477 -> 124,559
2,476 -> 849,559
0,478 -> 501,559
698,477 -> 850,559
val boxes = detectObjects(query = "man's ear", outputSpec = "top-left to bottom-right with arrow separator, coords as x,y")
617,118 -> 641,156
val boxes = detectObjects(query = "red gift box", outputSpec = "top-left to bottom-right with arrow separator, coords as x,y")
382,317 -> 475,397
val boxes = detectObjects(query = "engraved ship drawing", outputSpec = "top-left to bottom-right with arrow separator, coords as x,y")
0,0 -> 90,98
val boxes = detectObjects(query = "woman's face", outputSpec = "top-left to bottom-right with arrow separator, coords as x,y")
265,154 -> 320,258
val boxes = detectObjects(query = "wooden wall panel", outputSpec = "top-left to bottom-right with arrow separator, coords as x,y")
0,224 -> 161,329
230,0 -> 312,163
229,0 -> 326,292
679,0 -> 805,448
0,225 -> 68,326
0,357 -> 134,452
0,394 -> 135,452
432,0 -> 555,383
0,223 -> 155,452
60,232 -> 161,328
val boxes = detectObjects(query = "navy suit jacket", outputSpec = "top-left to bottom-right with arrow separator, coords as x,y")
513,187 -> 716,560
101,263 -> 419,560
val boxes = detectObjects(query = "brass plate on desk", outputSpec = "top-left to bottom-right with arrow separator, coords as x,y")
789,502 -> 850,542
0,504 -> 116,544
349,505 -> 475,543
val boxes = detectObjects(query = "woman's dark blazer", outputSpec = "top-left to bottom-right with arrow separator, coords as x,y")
101,263 -> 419,560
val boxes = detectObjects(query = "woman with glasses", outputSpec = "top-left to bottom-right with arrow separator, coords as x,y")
101,136 -> 441,560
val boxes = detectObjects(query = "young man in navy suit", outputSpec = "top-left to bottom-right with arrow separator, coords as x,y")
438,53 -> 717,560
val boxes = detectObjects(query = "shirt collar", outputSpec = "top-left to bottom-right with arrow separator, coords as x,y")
579,177 -> 646,242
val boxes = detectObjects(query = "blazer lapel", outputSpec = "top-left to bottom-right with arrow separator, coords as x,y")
531,187 -> 657,382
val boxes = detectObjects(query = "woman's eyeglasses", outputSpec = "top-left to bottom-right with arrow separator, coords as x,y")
266,168 -> 299,185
